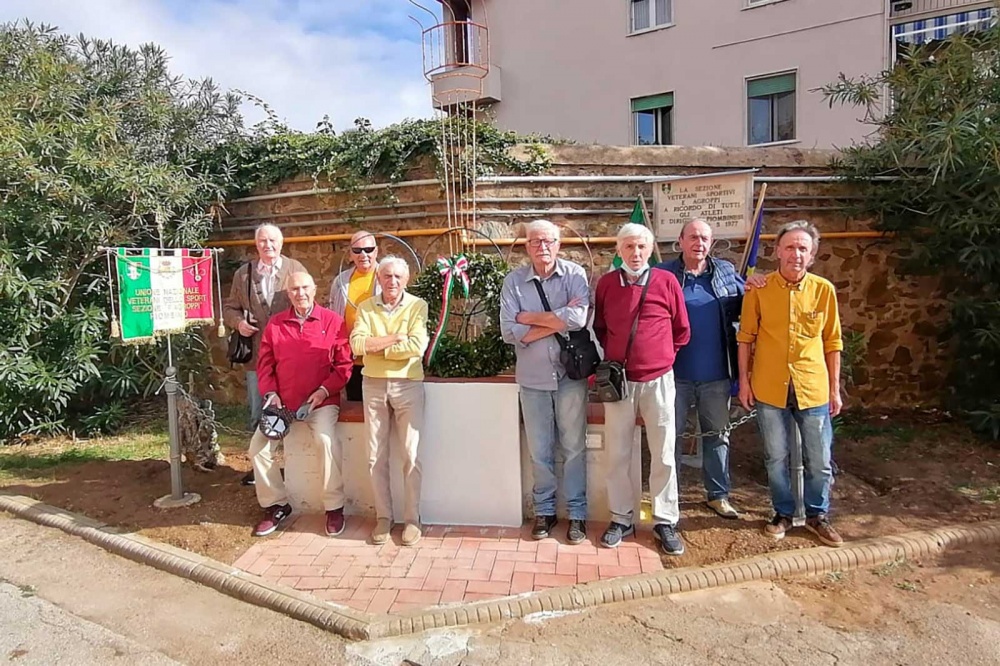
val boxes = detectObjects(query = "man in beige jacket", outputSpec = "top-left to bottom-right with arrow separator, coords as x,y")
222,224 -> 305,483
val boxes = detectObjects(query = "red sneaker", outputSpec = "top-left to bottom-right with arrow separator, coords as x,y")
325,507 -> 345,536
252,504 -> 292,537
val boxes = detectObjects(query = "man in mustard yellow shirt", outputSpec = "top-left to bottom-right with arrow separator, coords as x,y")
350,256 -> 429,546
329,230 -> 381,401
737,221 -> 844,548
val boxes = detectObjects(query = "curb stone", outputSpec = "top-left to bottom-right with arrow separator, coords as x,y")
2,493 -> 998,640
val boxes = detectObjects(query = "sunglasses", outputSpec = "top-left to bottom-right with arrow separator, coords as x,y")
351,246 -> 376,255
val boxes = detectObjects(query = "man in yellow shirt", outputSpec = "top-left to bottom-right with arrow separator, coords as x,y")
737,221 -> 844,548
350,256 -> 429,546
329,230 -> 381,401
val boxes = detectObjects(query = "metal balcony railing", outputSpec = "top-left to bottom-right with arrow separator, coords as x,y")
890,0 -> 994,19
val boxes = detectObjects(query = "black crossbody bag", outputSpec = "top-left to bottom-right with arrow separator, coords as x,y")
226,263 -> 255,365
531,280 -> 601,381
593,271 -> 652,403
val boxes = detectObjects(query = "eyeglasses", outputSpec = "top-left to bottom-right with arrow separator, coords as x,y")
527,238 -> 558,249
351,246 -> 377,255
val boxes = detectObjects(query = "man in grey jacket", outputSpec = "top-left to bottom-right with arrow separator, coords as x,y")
329,230 -> 381,401
222,223 -> 305,486
222,223 -> 306,429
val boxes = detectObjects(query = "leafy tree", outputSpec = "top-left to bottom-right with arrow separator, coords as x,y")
0,22 -> 243,441
822,26 -> 1000,438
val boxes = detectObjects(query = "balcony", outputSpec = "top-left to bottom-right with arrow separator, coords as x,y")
431,63 -> 502,108
889,0 -> 994,19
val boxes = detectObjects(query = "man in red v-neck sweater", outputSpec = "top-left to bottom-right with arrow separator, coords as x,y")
594,223 -> 690,556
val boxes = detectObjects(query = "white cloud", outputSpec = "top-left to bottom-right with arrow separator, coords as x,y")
0,0 -> 437,131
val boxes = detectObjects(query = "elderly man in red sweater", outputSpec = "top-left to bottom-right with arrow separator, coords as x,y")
249,271 -> 354,538
594,223 -> 691,555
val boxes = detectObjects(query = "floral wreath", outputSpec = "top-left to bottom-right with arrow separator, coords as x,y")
408,252 -> 514,378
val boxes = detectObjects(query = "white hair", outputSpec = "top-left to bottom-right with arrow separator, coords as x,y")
377,255 -> 410,277
617,223 -> 654,245
254,223 -> 282,240
525,219 -> 560,239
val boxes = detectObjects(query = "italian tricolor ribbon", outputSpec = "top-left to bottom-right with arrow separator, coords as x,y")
425,254 -> 470,365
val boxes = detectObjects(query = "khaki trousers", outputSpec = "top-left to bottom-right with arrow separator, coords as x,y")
603,370 -> 679,526
363,377 -> 424,524
247,405 -> 344,511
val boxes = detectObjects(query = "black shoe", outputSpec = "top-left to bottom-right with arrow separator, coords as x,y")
600,521 -> 635,548
240,471 -> 255,486
532,514 -> 557,540
653,523 -> 685,556
567,520 -> 587,545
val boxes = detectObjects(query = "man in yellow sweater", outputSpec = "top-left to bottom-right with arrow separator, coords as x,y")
350,255 -> 430,546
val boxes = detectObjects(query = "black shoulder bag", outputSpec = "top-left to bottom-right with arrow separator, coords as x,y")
593,271 -> 652,403
531,280 -> 600,381
226,263 -> 255,365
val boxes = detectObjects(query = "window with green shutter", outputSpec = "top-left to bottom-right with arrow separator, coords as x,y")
631,92 -> 674,145
747,72 -> 796,145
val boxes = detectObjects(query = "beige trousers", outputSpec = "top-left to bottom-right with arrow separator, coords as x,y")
363,377 -> 424,524
248,404 -> 344,511
603,370 -> 679,526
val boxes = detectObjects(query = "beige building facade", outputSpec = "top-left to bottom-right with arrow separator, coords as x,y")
436,0 -> 996,148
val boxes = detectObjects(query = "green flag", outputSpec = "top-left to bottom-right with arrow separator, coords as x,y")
116,248 -> 188,344
612,196 -> 658,269
117,249 -> 155,343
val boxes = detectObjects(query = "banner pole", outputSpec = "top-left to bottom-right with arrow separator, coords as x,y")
790,423 -> 807,527
164,359 -> 184,501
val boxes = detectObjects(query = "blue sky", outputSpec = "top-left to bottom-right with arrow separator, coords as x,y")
0,0 -> 442,131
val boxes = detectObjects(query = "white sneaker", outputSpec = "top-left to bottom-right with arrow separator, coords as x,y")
706,498 -> 740,520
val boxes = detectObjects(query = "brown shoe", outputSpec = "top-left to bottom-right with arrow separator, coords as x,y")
764,514 -> 793,540
805,515 -> 844,548
371,518 -> 392,545
401,522 -> 422,546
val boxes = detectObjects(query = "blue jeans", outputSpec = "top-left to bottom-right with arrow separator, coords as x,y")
674,379 -> 732,501
755,401 -> 833,518
246,371 -> 263,430
519,376 -> 588,520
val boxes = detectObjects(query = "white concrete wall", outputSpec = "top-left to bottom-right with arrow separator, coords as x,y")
285,382 -> 524,527
282,382 -> 643,526
468,0 -> 887,148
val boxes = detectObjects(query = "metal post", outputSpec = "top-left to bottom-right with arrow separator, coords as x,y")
790,423 -> 806,527
165,365 -> 184,501
154,348 -> 201,509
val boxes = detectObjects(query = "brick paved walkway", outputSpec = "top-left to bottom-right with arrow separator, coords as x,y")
232,515 -> 665,615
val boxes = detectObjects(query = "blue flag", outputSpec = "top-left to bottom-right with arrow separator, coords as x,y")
741,206 -> 764,279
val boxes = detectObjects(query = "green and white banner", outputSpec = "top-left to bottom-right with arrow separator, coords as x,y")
115,248 -> 210,344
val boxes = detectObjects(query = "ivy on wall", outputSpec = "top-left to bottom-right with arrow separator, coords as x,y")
197,111 -> 553,200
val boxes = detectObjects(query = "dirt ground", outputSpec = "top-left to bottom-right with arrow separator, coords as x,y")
1,408 -> 997,569
3,513 -> 999,665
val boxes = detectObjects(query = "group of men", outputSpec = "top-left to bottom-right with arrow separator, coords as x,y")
501,217 -> 843,556
223,226 -> 428,545
224,215 -> 845,555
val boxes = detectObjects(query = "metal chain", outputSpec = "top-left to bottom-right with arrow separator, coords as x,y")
156,379 -> 250,437
678,409 -> 758,440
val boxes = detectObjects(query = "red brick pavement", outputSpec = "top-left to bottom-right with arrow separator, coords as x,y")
232,515 -> 665,615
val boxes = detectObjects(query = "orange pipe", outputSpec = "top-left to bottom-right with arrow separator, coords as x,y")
472,230 -> 892,247
210,227 -> 456,247
210,228 -> 891,248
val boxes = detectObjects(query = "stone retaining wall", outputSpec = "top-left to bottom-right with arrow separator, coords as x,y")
208,145 -> 948,408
